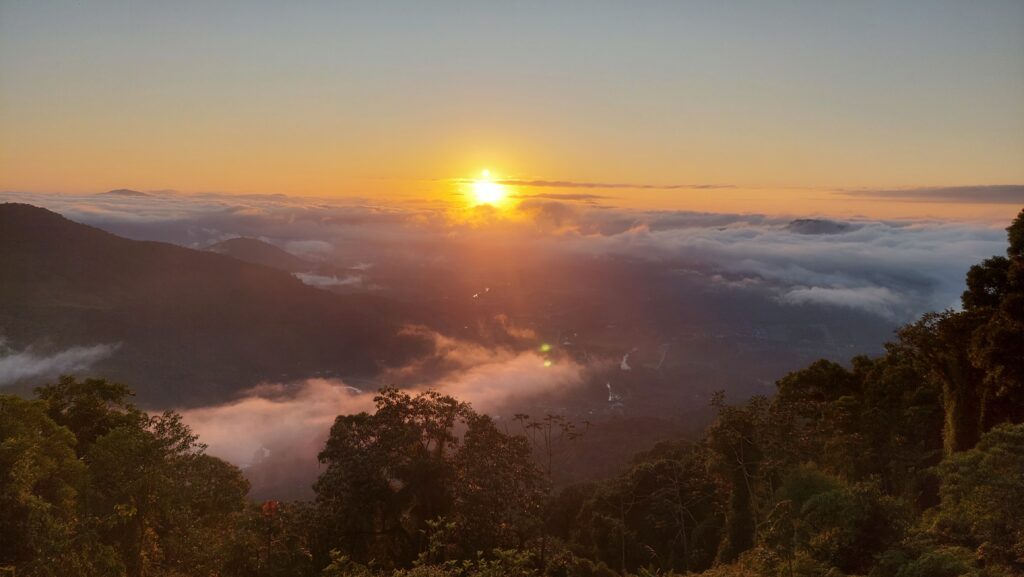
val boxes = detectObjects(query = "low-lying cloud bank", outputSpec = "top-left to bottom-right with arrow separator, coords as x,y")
180,328 -> 587,497
183,349 -> 583,467
0,342 -> 118,386
293,272 -> 363,288
180,379 -> 375,467
544,209 -> 1005,319
0,189 -> 1010,322
3,189 -> 1015,496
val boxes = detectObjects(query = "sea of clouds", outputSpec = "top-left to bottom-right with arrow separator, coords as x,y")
1,188 -> 1016,492
1,188 -> 1010,320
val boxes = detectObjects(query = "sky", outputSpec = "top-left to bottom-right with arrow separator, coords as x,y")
1,1 -> 1022,219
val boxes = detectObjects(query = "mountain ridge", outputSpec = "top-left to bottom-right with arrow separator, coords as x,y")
206,237 -> 312,272
0,203 -> 426,407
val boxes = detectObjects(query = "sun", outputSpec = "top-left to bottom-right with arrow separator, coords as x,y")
471,169 -> 508,206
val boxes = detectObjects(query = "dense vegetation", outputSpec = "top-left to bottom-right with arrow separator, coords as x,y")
2,209 -> 1022,576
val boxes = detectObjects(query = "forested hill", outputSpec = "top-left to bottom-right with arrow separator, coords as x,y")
206,237 -> 313,273
0,203 -> 428,406
1,208 -> 1023,577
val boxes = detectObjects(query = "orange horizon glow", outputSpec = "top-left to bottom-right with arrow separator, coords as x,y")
2,3 -> 1022,224
3,176 -> 1020,225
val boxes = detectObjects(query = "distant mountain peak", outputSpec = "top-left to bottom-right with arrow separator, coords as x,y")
785,218 -> 856,235
206,237 -> 310,272
100,189 -> 151,197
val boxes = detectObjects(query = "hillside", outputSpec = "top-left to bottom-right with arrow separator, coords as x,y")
206,237 -> 312,272
0,203 -> 426,406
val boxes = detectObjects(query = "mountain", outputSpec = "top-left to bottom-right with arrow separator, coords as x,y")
785,218 -> 856,235
0,203 -> 426,407
98,188 -> 152,197
206,237 -> 312,272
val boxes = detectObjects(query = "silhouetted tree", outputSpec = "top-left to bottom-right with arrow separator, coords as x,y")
314,388 -> 542,568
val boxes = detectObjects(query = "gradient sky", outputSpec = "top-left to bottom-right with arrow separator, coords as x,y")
1,1 -> 1022,218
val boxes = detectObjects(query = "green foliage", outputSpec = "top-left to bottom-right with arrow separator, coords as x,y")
767,350 -> 944,507
707,394 -> 769,564
934,424 -> 1024,568
35,375 -> 139,456
1,378 -> 251,577
321,527 -> 539,577
967,209 -> 1024,428
0,394 -> 114,576
760,467 -> 910,575
1008,209 -> 1024,258
570,441 -> 724,574
321,550 -> 376,577
891,547 -> 975,577
451,414 -> 545,554
223,500 -> 319,577
314,388 -> 544,567
897,310 -> 987,456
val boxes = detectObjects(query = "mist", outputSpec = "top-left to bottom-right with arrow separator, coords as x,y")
0,342 -> 118,386
180,327 -> 589,497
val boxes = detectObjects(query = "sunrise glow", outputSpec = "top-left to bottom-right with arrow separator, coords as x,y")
470,169 -> 508,206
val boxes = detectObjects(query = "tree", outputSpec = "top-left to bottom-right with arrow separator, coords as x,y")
896,311 -> 986,455
35,376 -> 140,457
3,377 -> 252,577
766,352 -> 943,506
155,452 -> 251,575
845,352 -> 944,505
570,441 -> 725,574
633,442 -> 723,572
315,388 -> 542,568
768,360 -> 858,474
968,209 -> 1024,428
85,410 -> 250,577
707,393 -> 770,564
511,412 -> 586,570
0,395 -> 120,576
934,423 -> 1024,569
451,414 -> 544,557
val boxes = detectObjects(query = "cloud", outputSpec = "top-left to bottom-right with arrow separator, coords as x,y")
432,351 -> 583,411
0,189 -> 1009,322
496,179 -> 734,190
284,239 -> 335,260
4,188 -> 1013,494
188,355 -> 576,451
0,342 -> 118,386
293,272 -> 363,288
380,325 -> 583,390
510,193 -> 610,202
539,213 -> 1006,318
779,286 -> 905,319
492,314 -> 537,340
841,185 -> 1024,204
179,379 -> 375,467
179,328 -> 587,496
